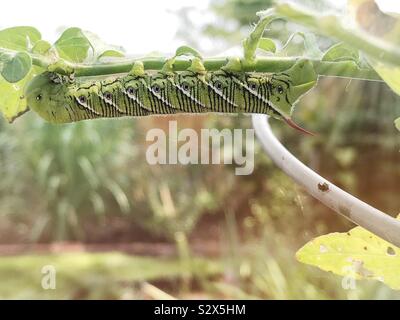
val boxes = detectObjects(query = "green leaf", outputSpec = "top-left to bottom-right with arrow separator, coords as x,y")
297,220 -> 400,290
32,40 -> 51,55
54,27 -> 91,63
298,33 -> 323,59
98,50 -> 125,59
0,67 -> 41,123
54,28 -> 124,63
1,52 -> 32,83
0,26 -> 41,51
395,117 -> 400,131
258,38 -> 276,53
0,51 -> 12,63
82,30 -> 124,61
280,32 -> 323,59
243,9 -> 278,61
274,2 -> 400,66
322,42 -> 360,63
175,45 -> 202,59
368,59 -> 400,96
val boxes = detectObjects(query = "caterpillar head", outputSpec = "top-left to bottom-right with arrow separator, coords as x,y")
25,72 -> 73,123
273,60 -> 318,135
270,59 -> 317,117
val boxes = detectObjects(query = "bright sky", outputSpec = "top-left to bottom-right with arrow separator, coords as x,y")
375,0 -> 400,13
0,0 -> 210,55
1,0 -> 399,56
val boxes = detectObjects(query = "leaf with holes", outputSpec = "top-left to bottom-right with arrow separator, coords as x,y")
296,219 -> 400,290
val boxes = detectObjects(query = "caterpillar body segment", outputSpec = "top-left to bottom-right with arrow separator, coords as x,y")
25,59 -> 317,133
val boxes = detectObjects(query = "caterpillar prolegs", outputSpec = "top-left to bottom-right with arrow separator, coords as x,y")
25,59 -> 317,134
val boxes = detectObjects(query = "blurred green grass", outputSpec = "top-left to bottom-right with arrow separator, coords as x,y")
0,252 -> 221,299
0,248 -> 399,299
0,0 -> 399,300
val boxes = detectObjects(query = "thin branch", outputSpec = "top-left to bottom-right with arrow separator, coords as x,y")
63,57 -> 381,80
1,47 -> 380,80
252,114 -> 400,247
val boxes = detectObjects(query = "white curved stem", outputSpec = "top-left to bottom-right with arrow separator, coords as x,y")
252,114 -> 400,247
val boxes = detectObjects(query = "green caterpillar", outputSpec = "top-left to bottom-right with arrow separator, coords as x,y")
25,59 -> 317,134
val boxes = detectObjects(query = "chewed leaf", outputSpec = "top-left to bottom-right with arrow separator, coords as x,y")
0,66 -> 41,122
0,26 -> 41,51
296,218 -> 400,290
1,51 -> 32,83
322,42 -> 360,64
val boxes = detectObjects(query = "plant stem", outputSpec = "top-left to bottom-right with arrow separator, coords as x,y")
69,57 -> 381,80
0,49 -> 382,81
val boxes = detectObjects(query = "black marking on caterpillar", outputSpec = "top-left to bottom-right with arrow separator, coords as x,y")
24,60 -> 317,134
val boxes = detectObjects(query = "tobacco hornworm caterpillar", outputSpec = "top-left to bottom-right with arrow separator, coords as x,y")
25,59 -> 317,133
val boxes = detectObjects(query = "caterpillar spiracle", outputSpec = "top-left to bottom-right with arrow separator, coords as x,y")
25,59 -> 317,134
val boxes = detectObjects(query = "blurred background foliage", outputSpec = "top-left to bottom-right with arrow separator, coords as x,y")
0,0 -> 399,299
